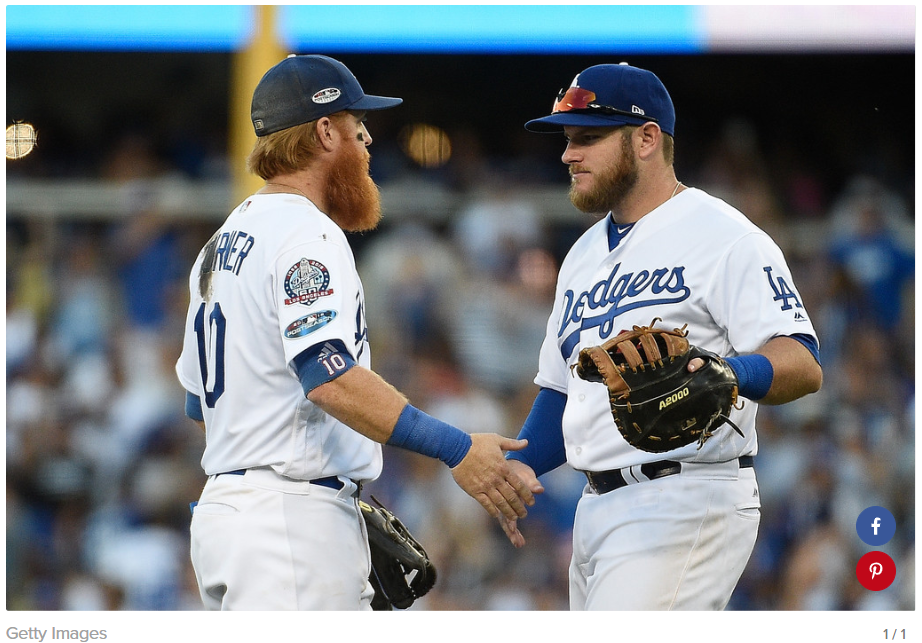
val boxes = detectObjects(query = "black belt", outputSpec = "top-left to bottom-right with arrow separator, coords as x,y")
216,470 -> 360,495
583,456 -> 754,495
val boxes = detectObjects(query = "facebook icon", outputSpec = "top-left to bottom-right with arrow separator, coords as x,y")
857,506 -> 896,546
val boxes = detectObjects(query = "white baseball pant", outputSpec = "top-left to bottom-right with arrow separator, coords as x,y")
190,467 -> 374,610
569,459 -> 760,610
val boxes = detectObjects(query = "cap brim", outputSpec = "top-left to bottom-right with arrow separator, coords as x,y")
349,95 -> 403,111
524,112 -> 646,133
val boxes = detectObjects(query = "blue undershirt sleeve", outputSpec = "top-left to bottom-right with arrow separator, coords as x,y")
185,391 -> 204,422
790,333 -> 821,365
506,387 -> 568,478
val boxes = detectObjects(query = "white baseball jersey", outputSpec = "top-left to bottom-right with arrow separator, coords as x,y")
536,187 -> 817,472
176,193 -> 383,482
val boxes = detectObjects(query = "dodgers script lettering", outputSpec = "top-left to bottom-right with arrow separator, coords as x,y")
558,262 -> 691,359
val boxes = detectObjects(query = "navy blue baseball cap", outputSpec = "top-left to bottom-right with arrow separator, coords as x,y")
525,63 -> 675,136
251,54 -> 402,136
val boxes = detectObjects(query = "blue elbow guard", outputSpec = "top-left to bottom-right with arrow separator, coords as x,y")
292,340 -> 357,394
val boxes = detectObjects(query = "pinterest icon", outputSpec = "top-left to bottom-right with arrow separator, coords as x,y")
856,551 -> 896,591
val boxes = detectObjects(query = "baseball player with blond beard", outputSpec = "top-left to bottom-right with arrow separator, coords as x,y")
176,55 -> 537,610
501,62 -> 822,610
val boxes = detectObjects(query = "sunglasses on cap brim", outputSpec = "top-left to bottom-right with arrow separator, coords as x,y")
552,87 -> 659,123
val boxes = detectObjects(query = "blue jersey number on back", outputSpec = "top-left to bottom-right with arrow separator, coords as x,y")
194,302 -> 226,408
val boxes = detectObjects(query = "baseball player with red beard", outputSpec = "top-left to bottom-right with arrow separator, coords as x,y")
176,55 -> 537,610
501,62 -> 822,610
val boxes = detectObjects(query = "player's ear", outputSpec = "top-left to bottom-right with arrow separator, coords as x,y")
316,117 -> 337,152
636,123 -> 662,161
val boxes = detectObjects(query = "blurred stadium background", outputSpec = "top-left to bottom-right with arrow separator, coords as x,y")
5,5 -> 915,612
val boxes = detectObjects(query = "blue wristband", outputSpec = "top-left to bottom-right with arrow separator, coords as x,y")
725,354 -> 774,401
387,405 -> 473,468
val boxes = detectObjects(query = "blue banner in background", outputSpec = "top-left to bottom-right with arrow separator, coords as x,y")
6,5 -> 255,51
279,5 -> 702,53
6,5 -> 702,53
6,5 -> 913,53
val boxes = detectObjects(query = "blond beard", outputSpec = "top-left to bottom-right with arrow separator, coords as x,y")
569,140 -> 638,215
325,140 -> 382,232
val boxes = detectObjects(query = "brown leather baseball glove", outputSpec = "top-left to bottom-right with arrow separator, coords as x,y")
575,319 -> 743,453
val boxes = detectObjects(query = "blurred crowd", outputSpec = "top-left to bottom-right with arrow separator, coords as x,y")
6,113 -> 914,611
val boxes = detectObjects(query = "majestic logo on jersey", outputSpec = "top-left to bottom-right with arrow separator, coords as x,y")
284,310 -> 337,339
284,258 -> 334,306
558,262 -> 690,359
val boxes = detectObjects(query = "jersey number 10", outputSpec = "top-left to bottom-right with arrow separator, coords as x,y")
194,302 -> 226,408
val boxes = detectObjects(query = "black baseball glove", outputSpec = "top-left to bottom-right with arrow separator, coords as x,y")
361,495 -> 436,610
574,319 -> 743,453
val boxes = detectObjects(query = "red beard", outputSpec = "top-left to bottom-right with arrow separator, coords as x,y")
324,140 -> 382,232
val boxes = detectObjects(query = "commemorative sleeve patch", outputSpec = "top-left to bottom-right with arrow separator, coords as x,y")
284,258 -> 335,306
284,310 -> 337,339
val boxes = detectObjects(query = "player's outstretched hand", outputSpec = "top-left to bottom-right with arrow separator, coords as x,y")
497,460 -> 541,548
499,515 -> 524,548
450,434 -> 542,522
